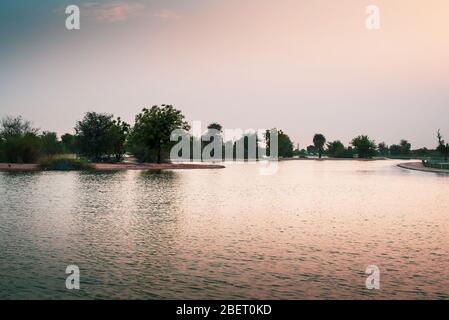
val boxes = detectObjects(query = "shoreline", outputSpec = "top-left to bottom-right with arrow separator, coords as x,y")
397,162 -> 449,174
280,157 -> 386,161
0,162 -> 225,172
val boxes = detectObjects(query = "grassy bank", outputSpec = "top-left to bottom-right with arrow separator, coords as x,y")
38,156 -> 93,171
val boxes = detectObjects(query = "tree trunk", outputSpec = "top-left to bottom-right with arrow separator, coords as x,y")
157,142 -> 161,164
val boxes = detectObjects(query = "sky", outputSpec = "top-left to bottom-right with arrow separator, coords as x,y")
1,0 -> 448,148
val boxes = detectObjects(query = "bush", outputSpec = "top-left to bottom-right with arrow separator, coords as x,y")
39,156 -> 93,171
423,160 -> 449,170
0,116 -> 41,163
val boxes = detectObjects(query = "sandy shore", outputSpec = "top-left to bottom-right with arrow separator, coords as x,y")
397,162 -> 449,174
93,163 -> 225,171
0,162 -> 225,172
0,163 -> 40,171
281,157 -> 384,161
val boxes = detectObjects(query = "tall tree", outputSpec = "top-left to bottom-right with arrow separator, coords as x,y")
378,142 -> 389,157
0,116 -> 41,163
40,131 -> 63,156
265,129 -> 293,158
351,135 -> 377,158
437,130 -> 449,161
128,105 -> 190,163
313,134 -> 326,158
75,112 -> 129,162
326,140 -> 345,158
399,139 -> 412,156
61,133 -> 77,154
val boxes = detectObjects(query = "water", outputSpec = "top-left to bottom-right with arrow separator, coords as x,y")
0,160 -> 448,299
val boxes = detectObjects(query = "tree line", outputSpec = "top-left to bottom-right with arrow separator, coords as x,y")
299,133 -> 448,160
0,105 -> 448,164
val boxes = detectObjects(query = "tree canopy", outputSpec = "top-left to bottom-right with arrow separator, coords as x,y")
313,134 -> 326,158
437,130 -> 449,161
127,105 -> 190,163
351,135 -> 377,158
75,112 -> 129,162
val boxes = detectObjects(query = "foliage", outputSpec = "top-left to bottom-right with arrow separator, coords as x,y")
39,155 -> 92,171
377,142 -> 389,157
306,145 -> 317,155
437,130 -> 449,161
399,139 -> 412,156
327,140 -> 353,158
264,129 -> 293,158
313,134 -> 326,158
40,131 -> 63,156
75,112 -> 129,163
0,116 -> 41,163
61,133 -> 78,154
351,135 -> 377,158
127,105 -> 190,163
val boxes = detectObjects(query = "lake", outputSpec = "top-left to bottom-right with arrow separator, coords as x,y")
0,160 -> 448,299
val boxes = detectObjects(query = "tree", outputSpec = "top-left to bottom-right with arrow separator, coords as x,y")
40,131 -> 63,156
326,140 -> 344,158
203,123 -> 223,160
61,133 -> 77,154
306,145 -> 317,155
400,139 -> 412,156
378,142 -> 389,157
207,123 -> 223,132
75,112 -> 129,162
313,134 -> 326,158
264,129 -> 293,158
351,135 -> 377,158
127,105 -> 190,163
278,130 -> 294,158
389,144 -> 402,156
0,116 -> 41,163
437,130 -> 449,161
0,116 -> 38,138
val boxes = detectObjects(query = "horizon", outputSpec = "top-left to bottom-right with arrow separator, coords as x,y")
1,0 -> 449,148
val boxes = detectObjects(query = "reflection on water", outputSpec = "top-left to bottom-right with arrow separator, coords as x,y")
0,160 -> 448,299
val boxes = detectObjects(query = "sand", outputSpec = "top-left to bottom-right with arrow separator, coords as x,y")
397,162 -> 449,174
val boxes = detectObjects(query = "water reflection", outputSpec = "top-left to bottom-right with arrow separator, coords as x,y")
0,160 -> 448,299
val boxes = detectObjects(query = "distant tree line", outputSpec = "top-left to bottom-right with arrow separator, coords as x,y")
0,107 -> 447,163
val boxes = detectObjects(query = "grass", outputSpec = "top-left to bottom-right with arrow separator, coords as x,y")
39,155 -> 93,171
422,159 -> 449,170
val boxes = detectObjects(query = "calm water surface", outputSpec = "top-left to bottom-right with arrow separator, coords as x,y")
0,160 -> 448,299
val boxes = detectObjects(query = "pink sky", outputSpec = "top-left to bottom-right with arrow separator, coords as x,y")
1,0 -> 448,147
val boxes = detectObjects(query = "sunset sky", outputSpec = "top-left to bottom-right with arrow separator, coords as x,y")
1,0 -> 449,148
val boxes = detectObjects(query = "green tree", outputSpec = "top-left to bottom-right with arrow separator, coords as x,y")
400,139 -> 412,156
327,140 -> 345,158
75,112 -> 129,162
40,131 -> 63,156
437,130 -> 449,161
389,144 -> 402,156
61,133 -> 77,154
264,129 -> 293,158
378,142 -> 389,157
306,145 -> 317,155
207,123 -> 223,132
0,116 -> 41,163
128,105 -> 190,163
351,135 -> 377,158
313,134 -> 326,158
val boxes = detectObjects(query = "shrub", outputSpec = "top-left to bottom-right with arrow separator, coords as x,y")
39,156 -> 93,171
